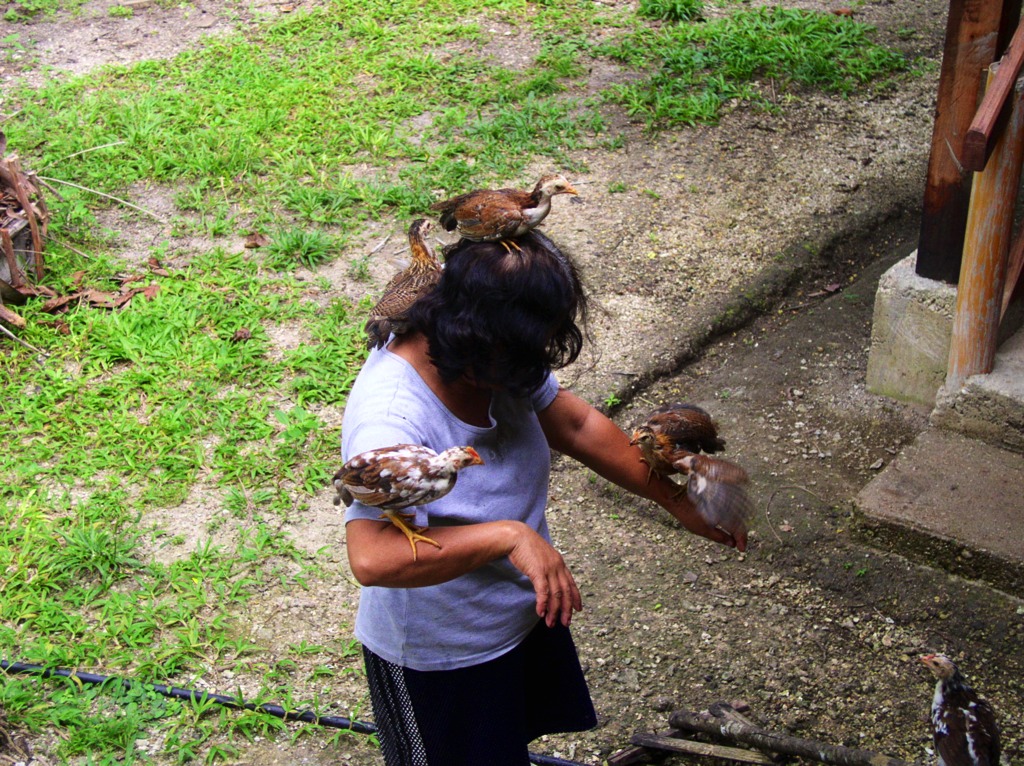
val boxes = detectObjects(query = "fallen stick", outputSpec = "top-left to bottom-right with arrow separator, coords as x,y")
669,709 -> 920,766
0,303 -> 26,329
630,733 -> 776,763
709,701 -> 764,729
706,704 -> 786,762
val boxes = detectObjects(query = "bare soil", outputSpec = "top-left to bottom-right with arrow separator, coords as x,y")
2,1 -> 1023,765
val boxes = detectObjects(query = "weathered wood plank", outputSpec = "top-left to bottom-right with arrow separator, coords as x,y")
629,733 -> 775,764
964,22 -> 1024,170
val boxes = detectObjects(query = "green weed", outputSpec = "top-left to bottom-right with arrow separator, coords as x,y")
265,228 -> 340,270
639,0 -> 703,23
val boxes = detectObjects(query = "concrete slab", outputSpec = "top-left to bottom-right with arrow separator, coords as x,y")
856,428 -> 1024,596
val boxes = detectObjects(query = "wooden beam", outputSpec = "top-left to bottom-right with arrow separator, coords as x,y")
948,69 -> 1024,386
608,728 -> 680,765
964,21 -> 1024,170
916,0 -> 1019,283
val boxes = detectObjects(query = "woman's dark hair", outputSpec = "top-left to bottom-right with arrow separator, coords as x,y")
406,230 -> 589,396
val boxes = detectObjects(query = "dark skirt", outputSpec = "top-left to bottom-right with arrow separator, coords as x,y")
363,620 -> 597,766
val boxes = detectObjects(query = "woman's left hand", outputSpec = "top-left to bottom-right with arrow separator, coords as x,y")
506,521 -> 583,628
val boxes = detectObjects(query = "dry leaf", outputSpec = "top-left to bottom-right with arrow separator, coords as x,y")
114,289 -> 141,308
12,283 -> 57,298
41,293 -> 81,313
244,233 -> 270,249
83,289 -> 119,308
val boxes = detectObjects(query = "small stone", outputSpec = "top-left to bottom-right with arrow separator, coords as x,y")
652,695 -> 674,712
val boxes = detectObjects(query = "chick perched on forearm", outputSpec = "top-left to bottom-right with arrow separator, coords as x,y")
334,444 -> 484,560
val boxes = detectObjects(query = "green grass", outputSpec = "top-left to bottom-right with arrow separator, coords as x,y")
4,0 -> 86,21
0,245 -> 365,760
600,5 -> 906,127
0,0 -> 913,760
4,0 -> 609,242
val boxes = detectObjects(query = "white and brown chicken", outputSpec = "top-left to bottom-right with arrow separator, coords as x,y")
921,653 -> 1000,766
333,444 -> 484,560
672,453 -> 754,537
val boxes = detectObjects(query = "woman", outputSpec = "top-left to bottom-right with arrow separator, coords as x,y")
342,230 -> 745,766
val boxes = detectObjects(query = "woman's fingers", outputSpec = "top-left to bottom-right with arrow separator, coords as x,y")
508,527 -> 582,627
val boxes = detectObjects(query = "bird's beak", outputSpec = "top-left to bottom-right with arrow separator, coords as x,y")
565,183 -> 579,195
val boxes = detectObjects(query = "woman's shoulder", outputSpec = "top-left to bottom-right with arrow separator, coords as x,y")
342,352 -> 429,445
530,371 -> 560,411
348,349 -> 433,415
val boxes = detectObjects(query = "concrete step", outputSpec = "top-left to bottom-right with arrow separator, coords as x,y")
932,325 -> 1024,454
855,427 -> 1024,596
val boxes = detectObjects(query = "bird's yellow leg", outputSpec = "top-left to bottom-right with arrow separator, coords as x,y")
668,478 -> 688,500
499,239 -> 522,254
382,510 -> 442,561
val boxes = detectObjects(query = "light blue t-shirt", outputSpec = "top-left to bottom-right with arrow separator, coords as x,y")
341,344 -> 560,671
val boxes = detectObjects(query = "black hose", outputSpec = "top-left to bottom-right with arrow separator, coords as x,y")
0,659 -> 376,733
0,660 -> 591,766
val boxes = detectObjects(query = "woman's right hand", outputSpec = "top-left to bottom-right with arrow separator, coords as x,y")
506,522 -> 582,628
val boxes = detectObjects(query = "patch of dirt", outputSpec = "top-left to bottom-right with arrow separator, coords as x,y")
4,1 -> 1023,765
0,0 -> 317,89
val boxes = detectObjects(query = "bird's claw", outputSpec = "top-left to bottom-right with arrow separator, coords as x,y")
383,510 -> 442,561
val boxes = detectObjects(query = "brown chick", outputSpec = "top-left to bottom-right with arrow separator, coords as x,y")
921,653 -> 1000,766
629,403 -> 726,481
333,444 -> 484,560
672,453 -> 754,537
429,174 -> 579,250
364,219 -> 441,349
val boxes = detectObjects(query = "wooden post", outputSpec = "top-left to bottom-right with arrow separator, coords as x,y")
916,0 -> 1020,284
947,67 -> 1024,387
